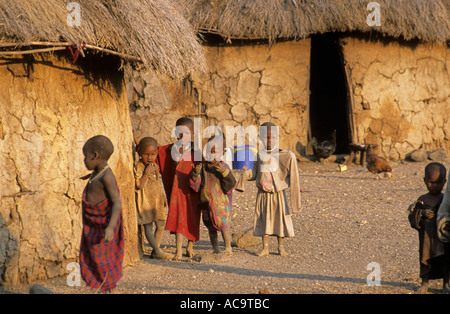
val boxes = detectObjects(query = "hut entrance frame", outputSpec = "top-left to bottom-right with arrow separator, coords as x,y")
308,33 -> 353,155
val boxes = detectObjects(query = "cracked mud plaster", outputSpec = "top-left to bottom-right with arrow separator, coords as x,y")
129,40 -> 311,156
341,37 -> 450,160
0,56 -> 138,285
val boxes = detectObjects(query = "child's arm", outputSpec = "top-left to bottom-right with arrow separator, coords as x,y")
213,163 -> 236,194
189,163 -> 202,192
135,164 -> 155,190
248,153 -> 260,181
408,199 -> 425,230
287,152 -> 301,213
103,171 -> 122,242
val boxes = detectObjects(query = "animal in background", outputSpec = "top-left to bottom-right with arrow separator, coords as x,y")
366,148 -> 393,177
311,129 -> 336,160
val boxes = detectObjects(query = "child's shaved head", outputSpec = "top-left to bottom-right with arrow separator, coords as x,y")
83,135 -> 114,161
137,137 -> 158,156
176,117 -> 194,129
425,162 -> 446,180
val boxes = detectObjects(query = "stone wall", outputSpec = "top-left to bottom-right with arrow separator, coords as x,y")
340,37 -> 450,160
0,55 -> 139,285
128,40 -> 311,155
128,36 -> 449,162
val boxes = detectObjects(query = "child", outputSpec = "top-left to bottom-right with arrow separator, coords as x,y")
157,117 -> 201,260
437,163 -> 450,294
250,122 -> 301,256
408,162 -> 448,293
134,137 -> 170,259
190,135 -> 237,255
79,135 -> 124,292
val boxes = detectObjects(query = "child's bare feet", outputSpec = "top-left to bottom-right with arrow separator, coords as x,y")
186,241 -> 194,257
257,245 -> 269,257
416,282 -> 429,293
278,245 -> 288,256
172,250 -> 183,261
153,250 -> 172,260
224,247 -> 233,256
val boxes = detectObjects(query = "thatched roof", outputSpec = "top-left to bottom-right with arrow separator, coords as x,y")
179,0 -> 450,43
0,0 -> 206,78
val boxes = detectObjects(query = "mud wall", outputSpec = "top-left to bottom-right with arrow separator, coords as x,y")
0,55 -> 139,285
128,40 -> 311,155
341,37 -> 450,160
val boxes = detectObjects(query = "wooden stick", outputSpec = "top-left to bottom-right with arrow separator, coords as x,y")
0,41 -> 141,61
0,42 -> 72,47
0,46 -> 67,55
84,43 -> 140,61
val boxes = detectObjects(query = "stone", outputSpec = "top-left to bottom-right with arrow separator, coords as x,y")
29,284 -> 54,294
232,228 -> 261,249
428,148 -> 446,161
408,149 -> 428,162
230,103 -> 248,123
132,75 -> 145,97
235,70 -> 260,104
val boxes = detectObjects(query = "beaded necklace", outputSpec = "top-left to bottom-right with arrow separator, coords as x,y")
88,165 -> 110,184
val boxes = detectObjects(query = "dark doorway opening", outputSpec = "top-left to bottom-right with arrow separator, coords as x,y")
309,33 -> 351,155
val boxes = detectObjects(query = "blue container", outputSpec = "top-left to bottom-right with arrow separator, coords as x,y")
233,145 -> 257,170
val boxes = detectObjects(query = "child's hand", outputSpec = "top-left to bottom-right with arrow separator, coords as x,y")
104,226 -> 114,242
144,163 -> 158,176
193,163 -> 202,175
213,162 -> 226,173
422,209 -> 434,219
79,173 -> 91,180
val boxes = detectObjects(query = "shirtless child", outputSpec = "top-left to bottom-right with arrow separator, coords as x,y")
80,135 -> 124,292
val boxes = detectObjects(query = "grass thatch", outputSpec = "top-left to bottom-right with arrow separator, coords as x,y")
0,0 -> 206,78
179,0 -> 450,43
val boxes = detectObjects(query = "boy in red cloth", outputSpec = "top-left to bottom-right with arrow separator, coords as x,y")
157,117 -> 202,260
80,135 -> 124,292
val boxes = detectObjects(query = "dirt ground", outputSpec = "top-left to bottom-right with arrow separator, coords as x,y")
3,158 -> 450,294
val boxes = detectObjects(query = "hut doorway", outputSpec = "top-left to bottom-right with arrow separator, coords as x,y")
309,33 -> 352,155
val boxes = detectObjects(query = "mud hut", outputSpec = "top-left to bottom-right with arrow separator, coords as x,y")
129,0 -> 450,161
0,0 -> 205,285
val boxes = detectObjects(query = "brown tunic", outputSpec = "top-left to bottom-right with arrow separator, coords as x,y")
408,195 -> 446,279
134,161 -> 168,225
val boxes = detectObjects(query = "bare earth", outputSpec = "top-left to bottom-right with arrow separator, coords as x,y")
4,158 -> 450,294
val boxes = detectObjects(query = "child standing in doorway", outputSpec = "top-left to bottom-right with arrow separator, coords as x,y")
134,136 -> 170,259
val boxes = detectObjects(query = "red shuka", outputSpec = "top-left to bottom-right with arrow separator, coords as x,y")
157,143 -> 201,241
79,185 -> 124,292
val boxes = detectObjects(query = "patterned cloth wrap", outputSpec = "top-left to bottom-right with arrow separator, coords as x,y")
80,185 -> 124,292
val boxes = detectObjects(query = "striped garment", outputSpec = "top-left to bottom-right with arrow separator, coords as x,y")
79,185 -> 124,292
